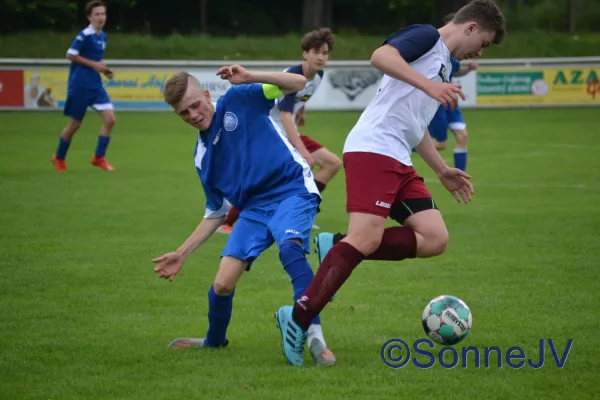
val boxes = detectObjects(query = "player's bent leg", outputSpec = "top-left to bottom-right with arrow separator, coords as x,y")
342,212 -> 386,256
168,256 -> 247,350
403,209 -> 449,258
311,147 -> 342,189
213,255 -> 247,294
278,238 -> 336,366
271,193 -> 336,366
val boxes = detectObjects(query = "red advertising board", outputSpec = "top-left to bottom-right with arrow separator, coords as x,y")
0,70 -> 24,107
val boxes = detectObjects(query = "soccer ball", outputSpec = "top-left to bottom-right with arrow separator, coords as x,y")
422,295 -> 472,345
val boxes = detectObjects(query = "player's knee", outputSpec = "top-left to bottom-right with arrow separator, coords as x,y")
348,232 -> 382,256
422,226 -> 449,257
279,240 -> 305,267
329,155 -> 342,173
317,152 -> 342,174
212,278 -> 236,295
346,213 -> 385,255
69,120 -> 82,131
104,113 -> 116,128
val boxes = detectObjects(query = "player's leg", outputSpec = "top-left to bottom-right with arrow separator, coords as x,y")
52,94 -> 87,170
270,193 -> 336,366
276,152 -> 403,365
91,88 -> 117,171
168,255 -> 247,350
448,107 -> 468,172
322,173 -> 448,260
301,135 -> 342,193
168,215 -> 273,350
428,106 -> 449,151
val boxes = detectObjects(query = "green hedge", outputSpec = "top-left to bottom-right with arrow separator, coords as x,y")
1,31 -> 600,60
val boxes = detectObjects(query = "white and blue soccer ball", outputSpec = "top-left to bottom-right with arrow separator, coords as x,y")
422,295 -> 472,345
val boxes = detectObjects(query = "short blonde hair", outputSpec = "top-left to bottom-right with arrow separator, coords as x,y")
163,71 -> 202,106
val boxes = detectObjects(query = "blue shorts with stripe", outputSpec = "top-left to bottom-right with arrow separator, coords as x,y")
63,86 -> 112,121
221,193 -> 320,270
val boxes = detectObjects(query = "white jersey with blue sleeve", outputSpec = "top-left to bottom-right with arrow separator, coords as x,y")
194,83 -> 319,219
343,24 -> 453,166
66,25 -> 107,95
269,64 -> 323,134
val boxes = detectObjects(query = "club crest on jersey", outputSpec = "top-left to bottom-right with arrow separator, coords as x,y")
438,64 -> 449,83
223,111 -> 238,131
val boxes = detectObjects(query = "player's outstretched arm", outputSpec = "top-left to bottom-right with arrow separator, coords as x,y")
416,131 -> 473,204
217,65 -> 306,94
152,216 -> 224,281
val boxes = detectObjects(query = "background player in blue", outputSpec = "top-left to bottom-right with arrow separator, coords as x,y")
152,66 -> 337,366
428,12 -> 478,172
51,0 -> 117,172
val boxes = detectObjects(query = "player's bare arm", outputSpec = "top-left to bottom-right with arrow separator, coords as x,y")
370,44 -> 465,110
295,106 -> 306,127
416,130 -> 473,203
152,216 -> 225,280
280,111 -> 314,167
217,65 -> 306,94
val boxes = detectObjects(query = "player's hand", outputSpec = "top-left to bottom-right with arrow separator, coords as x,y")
216,65 -> 250,85
424,82 -> 465,111
153,252 -> 186,281
438,167 -> 474,203
469,62 -> 478,71
103,68 -> 114,80
92,61 -> 108,74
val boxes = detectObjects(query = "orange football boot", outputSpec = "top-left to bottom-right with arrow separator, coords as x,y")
91,156 -> 116,171
51,155 -> 67,171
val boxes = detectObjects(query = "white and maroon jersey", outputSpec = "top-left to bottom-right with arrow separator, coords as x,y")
343,24 -> 453,166
270,64 -> 323,134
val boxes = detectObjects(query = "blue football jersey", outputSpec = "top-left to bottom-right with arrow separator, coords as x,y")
270,64 -> 323,127
66,25 -> 107,93
194,84 -> 320,218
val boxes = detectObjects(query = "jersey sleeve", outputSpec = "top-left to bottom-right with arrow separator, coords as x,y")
382,24 -> 440,63
202,184 -> 229,219
276,91 -> 296,113
67,31 -> 86,56
227,84 -> 282,113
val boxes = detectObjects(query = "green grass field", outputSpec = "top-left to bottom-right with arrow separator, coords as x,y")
1,108 -> 599,399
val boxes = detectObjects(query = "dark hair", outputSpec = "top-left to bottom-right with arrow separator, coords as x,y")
85,0 -> 105,17
452,0 -> 507,44
301,27 -> 334,52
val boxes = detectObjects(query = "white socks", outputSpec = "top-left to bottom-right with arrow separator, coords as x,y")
307,324 -> 326,347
